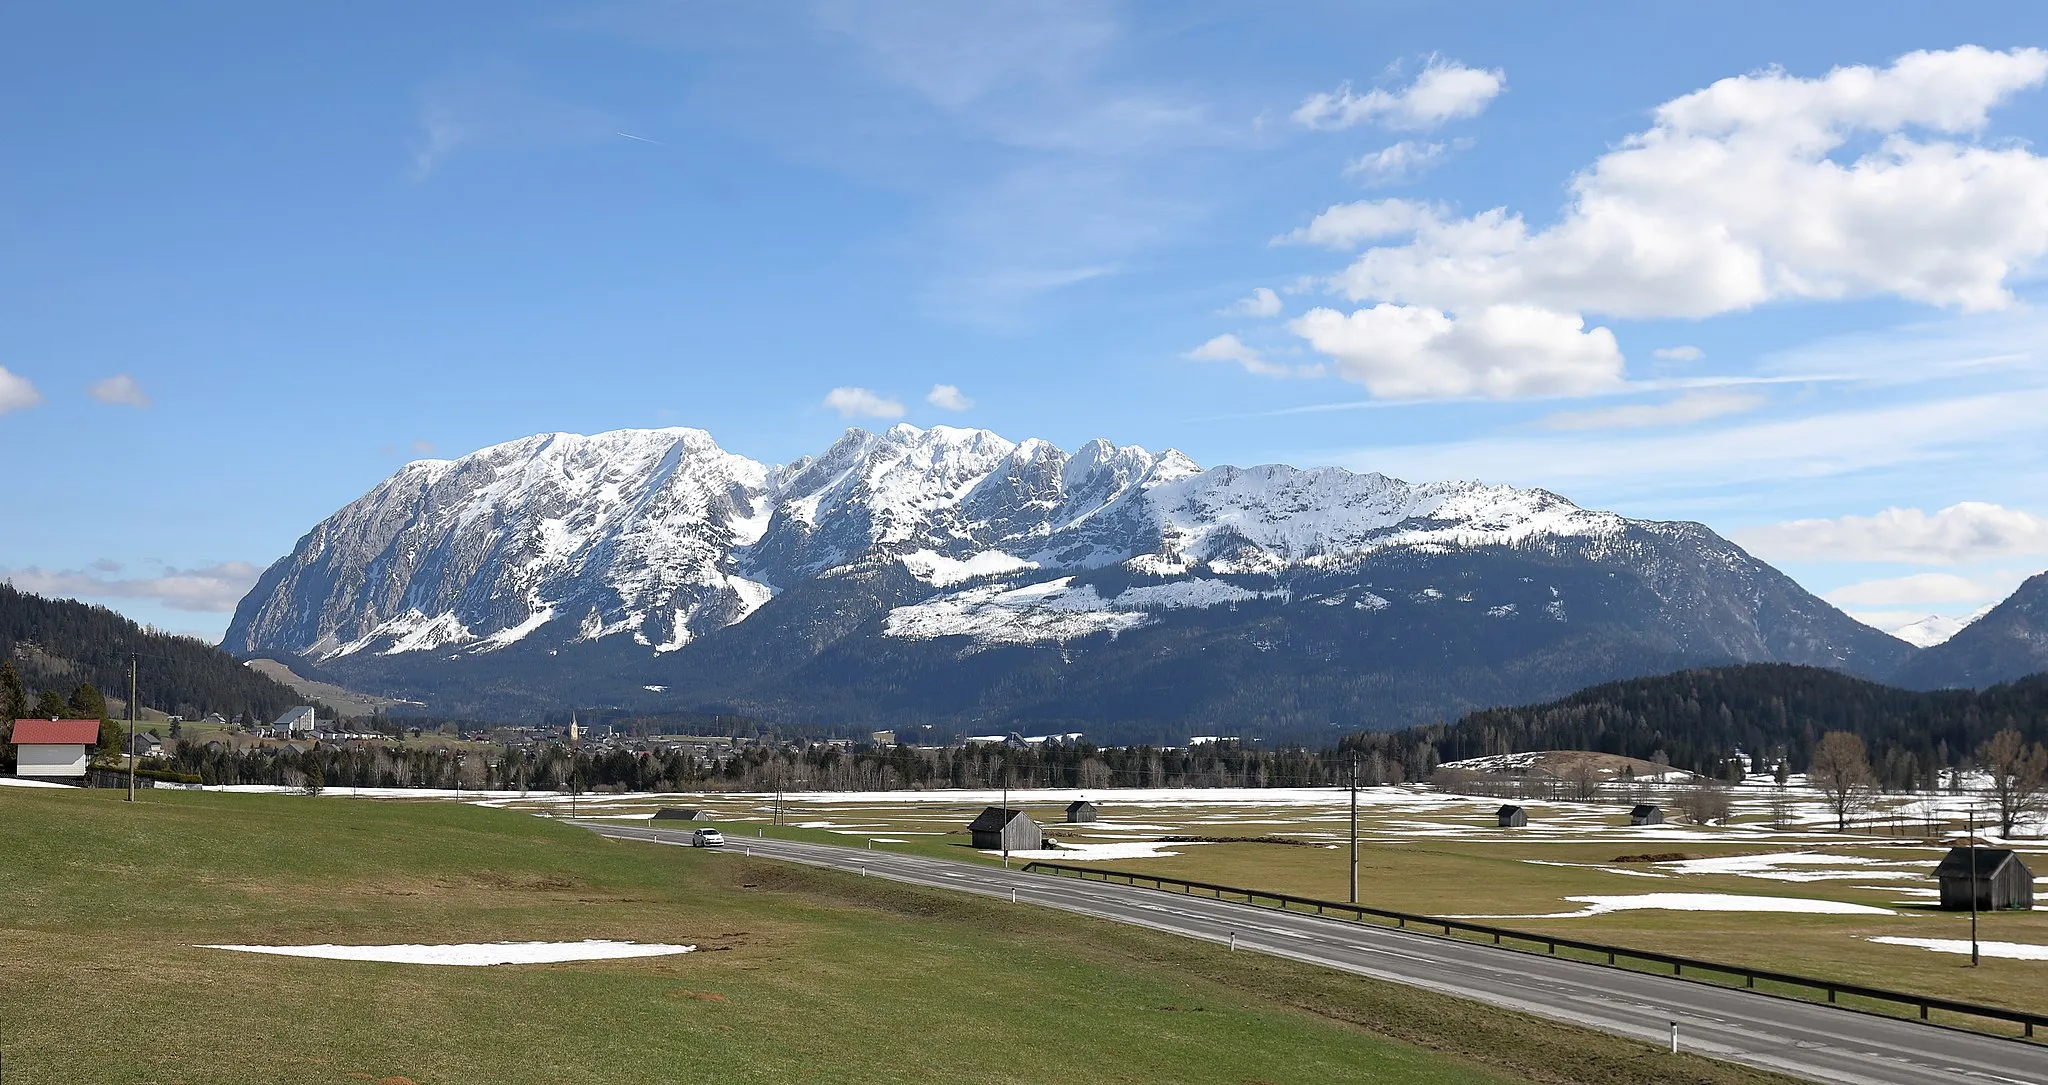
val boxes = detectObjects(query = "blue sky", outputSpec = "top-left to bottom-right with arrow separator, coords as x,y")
4,2 -> 2048,643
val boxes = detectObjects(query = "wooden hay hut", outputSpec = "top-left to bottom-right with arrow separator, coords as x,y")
1934,847 -> 2035,911
653,808 -> 711,821
968,807 -> 1043,852
1629,804 -> 1664,826
1065,800 -> 1098,824
1496,804 -> 1527,827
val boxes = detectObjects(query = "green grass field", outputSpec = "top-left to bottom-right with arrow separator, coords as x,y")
0,787 -> 1807,1085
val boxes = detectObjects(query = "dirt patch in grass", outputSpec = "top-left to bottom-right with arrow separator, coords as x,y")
1610,853 -> 1701,863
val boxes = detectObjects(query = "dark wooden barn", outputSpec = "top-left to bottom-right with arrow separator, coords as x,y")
1497,804 -> 1527,827
1629,804 -> 1664,826
1065,800 -> 1098,824
653,808 -> 711,821
969,807 -> 1043,852
1935,847 -> 2035,911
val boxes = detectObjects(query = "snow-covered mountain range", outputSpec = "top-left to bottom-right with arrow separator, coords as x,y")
226,424 -> 1920,736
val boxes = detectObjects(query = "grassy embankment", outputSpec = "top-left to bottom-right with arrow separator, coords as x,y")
0,787 -> 1802,1085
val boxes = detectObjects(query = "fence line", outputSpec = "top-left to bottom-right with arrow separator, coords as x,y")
1021,860 -> 2043,1042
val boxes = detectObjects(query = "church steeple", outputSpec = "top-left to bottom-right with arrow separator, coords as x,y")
568,711 -> 580,744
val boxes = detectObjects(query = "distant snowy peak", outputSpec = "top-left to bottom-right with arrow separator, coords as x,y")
1885,606 -> 1993,648
228,423 -> 1650,662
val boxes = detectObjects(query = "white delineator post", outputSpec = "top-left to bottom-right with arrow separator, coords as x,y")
1669,1020 -> 1678,1054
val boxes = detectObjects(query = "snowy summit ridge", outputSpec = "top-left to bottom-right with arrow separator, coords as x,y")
226,423 -> 1628,660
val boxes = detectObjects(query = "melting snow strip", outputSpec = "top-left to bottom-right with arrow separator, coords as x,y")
197,940 -> 698,966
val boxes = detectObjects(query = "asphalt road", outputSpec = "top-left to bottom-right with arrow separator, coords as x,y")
587,824 -> 2046,1085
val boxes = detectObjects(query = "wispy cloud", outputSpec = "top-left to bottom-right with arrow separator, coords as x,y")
1186,334 -> 1320,379
1221,287 -> 1282,317
1344,139 -> 1462,186
87,374 -> 150,407
824,386 -> 906,419
1540,389 -> 1763,431
1294,58 -> 1506,131
411,74 -> 613,180
1327,387 -> 2048,495
4,561 -> 263,613
926,384 -> 973,411
0,367 -> 43,414
1824,571 -> 2022,607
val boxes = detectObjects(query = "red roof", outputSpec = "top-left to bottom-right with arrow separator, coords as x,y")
12,719 -> 102,745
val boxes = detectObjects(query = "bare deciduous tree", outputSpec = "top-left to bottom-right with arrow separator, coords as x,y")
1563,760 -> 1603,801
1675,783 -> 1732,825
1977,729 -> 2048,837
1809,731 -> 1877,832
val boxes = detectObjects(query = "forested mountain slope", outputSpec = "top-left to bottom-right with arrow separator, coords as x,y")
1404,663 -> 2048,784
0,583 -> 302,724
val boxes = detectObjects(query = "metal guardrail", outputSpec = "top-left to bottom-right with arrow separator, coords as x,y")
1022,860 -> 2045,1042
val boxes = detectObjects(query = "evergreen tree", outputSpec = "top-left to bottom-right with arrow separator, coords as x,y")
99,717 -> 124,757
1,661 -> 27,721
34,688 -> 67,719
68,682 -> 108,721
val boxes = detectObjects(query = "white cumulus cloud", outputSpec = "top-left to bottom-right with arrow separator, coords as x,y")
1540,389 -> 1764,430
1287,303 -> 1622,399
0,367 -> 42,414
823,386 -> 907,419
3,561 -> 263,613
1735,502 -> 2048,565
1322,47 -> 2048,321
88,374 -> 151,407
1222,287 -> 1283,317
1294,59 -> 1506,131
926,384 -> 974,411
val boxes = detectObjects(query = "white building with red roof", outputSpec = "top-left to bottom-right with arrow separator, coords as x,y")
12,719 -> 101,779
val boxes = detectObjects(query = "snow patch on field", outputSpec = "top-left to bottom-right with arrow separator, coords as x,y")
198,940 -> 698,966
1869,937 -> 2048,961
1661,852 -> 1929,882
1456,893 -> 1895,919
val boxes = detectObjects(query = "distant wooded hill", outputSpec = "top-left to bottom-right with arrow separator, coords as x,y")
0,583 -> 305,723
1393,663 -> 2048,787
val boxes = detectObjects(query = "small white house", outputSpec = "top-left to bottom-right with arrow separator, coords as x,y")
12,719 -> 101,779
273,706 -> 318,737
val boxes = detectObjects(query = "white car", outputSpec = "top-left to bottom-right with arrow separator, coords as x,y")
691,827 -> 725,848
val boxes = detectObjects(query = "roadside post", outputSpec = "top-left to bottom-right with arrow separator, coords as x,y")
1669,1020 -> 1678,1054
1967,806 -> 1981,967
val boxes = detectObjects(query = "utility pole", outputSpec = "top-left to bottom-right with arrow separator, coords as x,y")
1968,806 -> 1981,967
126,653 -> 137,802
1002,764 -> 1011,870
1348,753 -> 1359,905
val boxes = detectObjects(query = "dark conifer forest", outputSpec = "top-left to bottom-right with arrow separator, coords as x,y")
1393,663 -> 2048,785
0,583 -> 302,724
